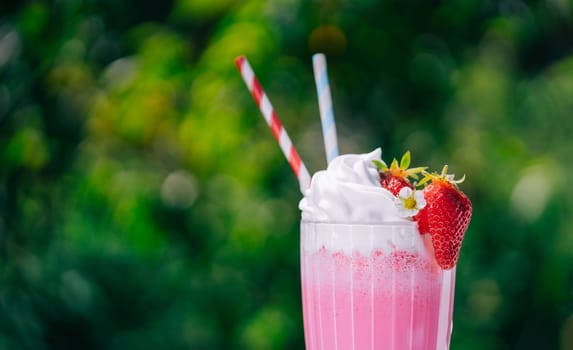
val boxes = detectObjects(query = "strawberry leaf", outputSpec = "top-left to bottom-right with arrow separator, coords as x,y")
400,151 -> 411,170
405,166 -> 427,177
372,160 -> 387,170
417,176 -> 432,187
391,158 -> 399,169
440,165 -> 449,177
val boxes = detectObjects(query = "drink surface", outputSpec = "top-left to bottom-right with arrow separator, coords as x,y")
300,222 -> 455,350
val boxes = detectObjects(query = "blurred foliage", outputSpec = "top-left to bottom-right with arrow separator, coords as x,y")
0,0 -> 572,349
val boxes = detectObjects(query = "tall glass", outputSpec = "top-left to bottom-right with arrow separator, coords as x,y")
300,221 -> 456,350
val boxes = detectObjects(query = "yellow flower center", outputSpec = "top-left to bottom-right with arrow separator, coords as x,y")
404,197 -> 417,210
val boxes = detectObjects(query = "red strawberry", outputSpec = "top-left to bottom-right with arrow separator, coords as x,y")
373,151 -> 426,196
381,175 -> 412,196
415,166 -> 472,270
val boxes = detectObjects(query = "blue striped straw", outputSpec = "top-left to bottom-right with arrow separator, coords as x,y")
312,53 -> 339,165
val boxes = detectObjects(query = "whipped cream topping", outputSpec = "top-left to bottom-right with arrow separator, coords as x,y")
299,148 -> 410,223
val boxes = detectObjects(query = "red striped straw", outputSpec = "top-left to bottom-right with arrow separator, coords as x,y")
235,55 -> 311,194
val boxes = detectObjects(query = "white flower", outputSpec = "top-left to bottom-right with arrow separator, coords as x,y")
394,187 -> 427,218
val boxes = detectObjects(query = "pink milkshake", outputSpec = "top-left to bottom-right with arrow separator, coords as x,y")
300,222 -> 455,350
299,149 -> 469,350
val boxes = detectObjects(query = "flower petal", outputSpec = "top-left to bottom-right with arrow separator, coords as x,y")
414,191 -> 427,209
398,187 -> 412,199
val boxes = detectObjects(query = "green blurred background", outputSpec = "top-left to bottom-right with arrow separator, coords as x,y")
1,0 -> 572,349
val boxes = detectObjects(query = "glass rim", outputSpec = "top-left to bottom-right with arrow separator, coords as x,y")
301,219 -> 418,228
